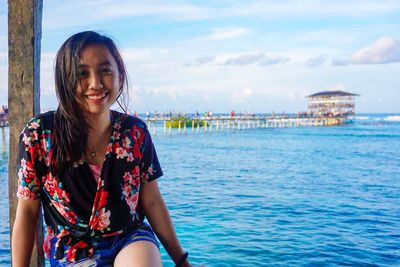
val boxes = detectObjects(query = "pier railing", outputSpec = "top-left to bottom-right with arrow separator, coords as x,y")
145,115 -> 347,136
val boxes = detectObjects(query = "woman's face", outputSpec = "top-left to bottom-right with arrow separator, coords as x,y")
75,44 -> 120,117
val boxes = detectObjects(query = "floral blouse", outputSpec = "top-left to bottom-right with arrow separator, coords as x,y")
17,110 -> 163,262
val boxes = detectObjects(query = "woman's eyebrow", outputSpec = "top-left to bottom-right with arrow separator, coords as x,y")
99,60 -> 112,66
78,60 -> 112,68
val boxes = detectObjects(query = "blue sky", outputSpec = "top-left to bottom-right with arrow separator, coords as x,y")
1,0 -> 400,113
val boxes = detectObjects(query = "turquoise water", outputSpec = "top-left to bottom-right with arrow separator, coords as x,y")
1,114 -> 399,266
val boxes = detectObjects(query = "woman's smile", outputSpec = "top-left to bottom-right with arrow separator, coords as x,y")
85,91 -> 110,101
75,44 -> 120,116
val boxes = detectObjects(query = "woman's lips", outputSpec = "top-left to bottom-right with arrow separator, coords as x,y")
85,92 -> 109,101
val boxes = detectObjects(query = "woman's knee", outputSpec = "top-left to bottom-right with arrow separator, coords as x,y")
114,240 -> 162,267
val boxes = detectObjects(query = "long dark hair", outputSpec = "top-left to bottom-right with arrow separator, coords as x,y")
54,31 -> 129,172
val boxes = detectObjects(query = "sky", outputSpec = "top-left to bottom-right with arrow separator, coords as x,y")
1,0 -> 399,113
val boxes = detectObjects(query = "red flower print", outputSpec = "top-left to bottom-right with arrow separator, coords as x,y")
133,176 -> 140,188
105,143 -> 113,155
30,130 -> 39,142
127,152 -> 134,162
123,172 -> 132,183
126,193 -> 138,212
116,147 -> 127,159
123,183 -> 132,196
17,186 -> 36,200
90,208 -> 110,230
132,165 -> 140,176
132,143 -> 141,159
43,227 -> 54,258
51,200 -> 76,224
22,133 -> 30,146
98,190 -> 108,209
40,137 -> 49,154
131,126 -> 145,146
44,173 -> 57,197
20,158 -> 27,168
112,131 -> 121,140
28,121 -> 40,129
123,136 -> 131,148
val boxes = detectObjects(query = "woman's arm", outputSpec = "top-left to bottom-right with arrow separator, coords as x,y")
11,198 -> 41,267
140,180 -> 192,267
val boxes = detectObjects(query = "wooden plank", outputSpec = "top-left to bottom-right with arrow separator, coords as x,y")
8,0 -> 44,266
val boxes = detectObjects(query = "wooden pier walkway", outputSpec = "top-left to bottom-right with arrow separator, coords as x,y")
145,115 -> 347,136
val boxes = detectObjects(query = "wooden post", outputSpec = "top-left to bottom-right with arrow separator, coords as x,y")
8,0 -> 44,266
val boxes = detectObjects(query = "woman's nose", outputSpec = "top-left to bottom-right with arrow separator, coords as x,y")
88,73 -> 103,90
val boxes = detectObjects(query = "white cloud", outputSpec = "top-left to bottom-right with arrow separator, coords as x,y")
259,55 -> 290,66
229,87 -> 253,103
351,37 -> 400,64
122,48 -> 169,62
187,51 -> 290,67
306,54 -> 326,67
184,56 -> 215,67
225,51 -> 264,65
332,36 -> 400,66
331,59 -> 350,66
201,27 -> 250,41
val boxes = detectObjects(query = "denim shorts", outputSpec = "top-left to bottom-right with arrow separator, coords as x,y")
48,223 -> 159,267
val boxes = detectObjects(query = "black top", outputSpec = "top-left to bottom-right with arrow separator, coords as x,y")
17,110 -> 163,261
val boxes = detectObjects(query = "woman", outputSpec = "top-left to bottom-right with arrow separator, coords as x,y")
12,31 -> 194,267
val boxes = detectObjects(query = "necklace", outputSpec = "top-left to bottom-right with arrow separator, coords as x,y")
88,121 -> 112,158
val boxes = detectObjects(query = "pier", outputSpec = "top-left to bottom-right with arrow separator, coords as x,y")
145,114 -> 347,136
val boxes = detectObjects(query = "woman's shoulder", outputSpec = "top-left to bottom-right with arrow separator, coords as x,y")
112,110 -> 148,131
23,110 -> 56,133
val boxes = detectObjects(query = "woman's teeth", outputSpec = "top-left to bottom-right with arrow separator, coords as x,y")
86,92 -> 108,100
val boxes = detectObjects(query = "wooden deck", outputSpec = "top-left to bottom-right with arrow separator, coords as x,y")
145,115 -> 348,135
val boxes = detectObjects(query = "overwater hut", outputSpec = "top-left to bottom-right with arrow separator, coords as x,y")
0,105 -> 8,127
307,90 -> 359,118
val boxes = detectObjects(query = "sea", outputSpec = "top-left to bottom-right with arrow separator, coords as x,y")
0,113 -> 399,266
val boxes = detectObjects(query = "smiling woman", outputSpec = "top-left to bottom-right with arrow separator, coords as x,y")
11,31 -> 200,267
75,44 -> 120,116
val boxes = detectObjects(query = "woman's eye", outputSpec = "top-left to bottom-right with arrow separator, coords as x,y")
102,68 -> 112,74
78,70 -> 88,77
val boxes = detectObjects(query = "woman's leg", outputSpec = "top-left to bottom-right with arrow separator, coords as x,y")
114,240 -> 162,267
